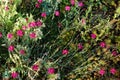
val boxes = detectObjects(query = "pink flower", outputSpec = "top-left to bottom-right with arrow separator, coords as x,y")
78,43 -> 83,50
81,18 -> 86,25
5,6 -> 9,11
100,42 -> 106,48
22,26 -> 27,30
7,33 -> 13,39
48,68 -> 55,74
41,12 -> 46,18
35,3 -> 40,8
28,22 -> 37,28
62,49 -> 69,55
112,50 -> 117,56
32,64 -> 39,71
70,0 -> 75,6
99,69 -> 105,76
11,72 -> 18,79
0,32 -> 2,38
91,33 -> 96,39
38,0 -> 43,3
36,20 -> 42,26
17,30 -> 24,37
65,6 -> 71,11
55,11 -> 60,16
78,1 -> 84,7
19,50 -> 25,55
8,45 -> 14,52
110,68 -> 117,75
29,32 -> 36,39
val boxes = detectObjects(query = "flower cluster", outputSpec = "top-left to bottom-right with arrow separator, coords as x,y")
99,68 -> 117,76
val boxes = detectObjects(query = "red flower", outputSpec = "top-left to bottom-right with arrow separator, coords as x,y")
55,10 -> 60,16
36,20 -> 42,26
29,32 -> 36,39
99,42 -> 106,48
41,12 -> 46,18
65,6 -> 71,11
110,68 -> 117,75
78,2 -> 84,7
62,49 -> 69,55
5,6 -> 9,11
91,33 -> 96,39
70,0 -> 75,6
99,69 -> 105,76
7,33 -> 13,39
32,64 -> 39,71
38,0 -> 43,3
8,45 -> 14,52
11,72 -> 18,79
35,3 -> 40,8
78,43 -> 83,50
19,49 -> 25,55
22,26 -> 27,30
28,22 -> 37,28
48,68 -> 55,74
112,50 -> 118,56
17,30 -> 24,37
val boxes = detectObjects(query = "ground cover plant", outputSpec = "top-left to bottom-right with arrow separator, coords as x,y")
0,0 -> 120,80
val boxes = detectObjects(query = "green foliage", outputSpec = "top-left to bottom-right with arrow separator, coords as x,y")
0,0 -> 120,80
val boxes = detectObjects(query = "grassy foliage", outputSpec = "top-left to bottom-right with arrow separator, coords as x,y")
0,0 -> 120,80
